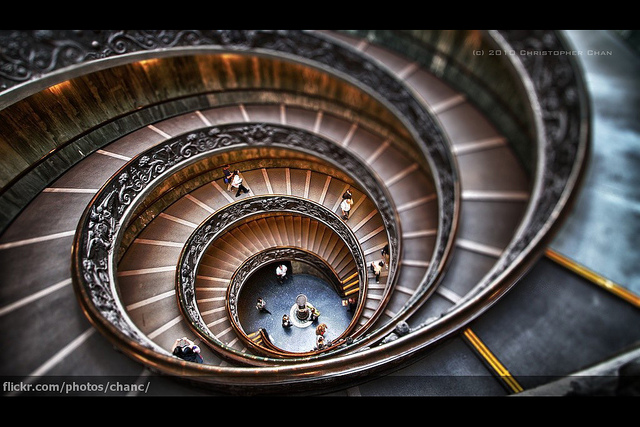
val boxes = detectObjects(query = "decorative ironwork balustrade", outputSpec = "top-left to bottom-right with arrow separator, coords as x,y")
60,30 -> 588,394
176,196 -> 368,356
72,122 -> 409,359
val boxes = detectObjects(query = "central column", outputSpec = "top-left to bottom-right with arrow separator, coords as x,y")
295,294 -> 310,320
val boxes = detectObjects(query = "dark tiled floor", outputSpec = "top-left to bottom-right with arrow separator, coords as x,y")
237,264 -> 354,353
552,30 -> 640,294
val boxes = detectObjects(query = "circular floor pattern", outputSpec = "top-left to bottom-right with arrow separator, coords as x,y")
237,268 -> 354,353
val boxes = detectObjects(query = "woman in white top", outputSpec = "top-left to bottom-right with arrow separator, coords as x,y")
340,197 -> 353,219
231,170 -> 250,197
276,264 -> 287,283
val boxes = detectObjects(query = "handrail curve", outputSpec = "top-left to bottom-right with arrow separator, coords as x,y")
65,30 -> 590,395
176,195 -> 368,361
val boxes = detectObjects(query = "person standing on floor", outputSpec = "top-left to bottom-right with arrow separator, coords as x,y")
256,298 -> 271,314
276,263 -> 288,283
282,314 -> 292,328
346,297 -> 357,312
310,306 -> 320,322
315,334 -> 326,350
316,323 -> 327,337
231,170 -> 250,197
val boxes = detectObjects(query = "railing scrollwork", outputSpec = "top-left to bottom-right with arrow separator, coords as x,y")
176,195 -> 368,357
72,122 -> 411,363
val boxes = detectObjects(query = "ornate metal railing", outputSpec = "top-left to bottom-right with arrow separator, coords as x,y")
430,30 -> 590,315
228,246 -> 361,357
176,196 -> 368,358
228,246 -> 347,299
320,29 -> 591,351
71,121 -> 410,363
60,30 -> 587,395
12,31 -> 459,331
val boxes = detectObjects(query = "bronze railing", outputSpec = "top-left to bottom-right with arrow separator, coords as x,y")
62,30 -> 588,395
71,120 -> 418,368
226,246 -> 362,357
176,196 -> 368,360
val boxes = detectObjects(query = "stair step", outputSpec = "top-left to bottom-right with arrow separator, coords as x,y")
257,218 -> 278,247
343,279 -> 359,291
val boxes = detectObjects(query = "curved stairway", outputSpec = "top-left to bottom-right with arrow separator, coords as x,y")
110,88 -> 526,362
1,29 -> 637,397
112,104 -> 432,362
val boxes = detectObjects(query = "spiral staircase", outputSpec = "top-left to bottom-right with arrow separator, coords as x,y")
1,29 -> 638,397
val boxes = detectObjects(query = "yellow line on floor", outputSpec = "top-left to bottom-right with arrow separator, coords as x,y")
463,328 -> 523,394
545,248 -> 640,308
